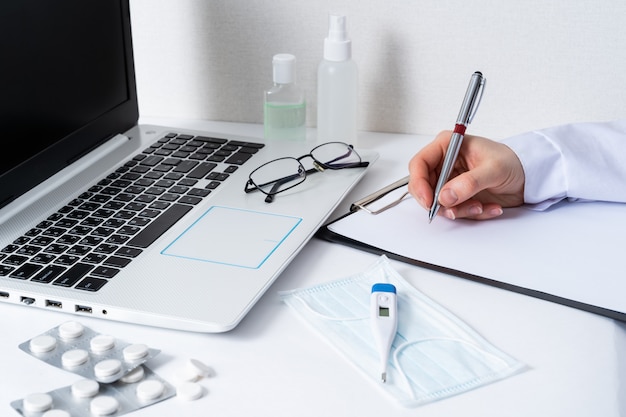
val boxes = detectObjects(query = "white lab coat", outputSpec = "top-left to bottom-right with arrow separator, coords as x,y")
501,119 -> 626,209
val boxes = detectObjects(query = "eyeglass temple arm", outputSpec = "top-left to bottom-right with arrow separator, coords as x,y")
248,160 -> 369,196
322,146 -> 362,166
262,170 -> 312,202
323,161 -> 370,169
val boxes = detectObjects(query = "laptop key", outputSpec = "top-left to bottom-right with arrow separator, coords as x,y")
225,151 -> 253,165
2,245 -> 19,254
127,203 -> 192,248
10,263 -> 43,280
31,253 -> 56,264
115,247 -> 142,258
187,162 -> 217,179
53,263 -> 94,287
83,253 -> 107,264
4,255 -> 28,266
56,254 -> 81,266
0,265 -> 15,276
178,196 -> 202,205
75,277 -> 108,292
104,256 -> 132,268
92,266 -> 120,279
32,265 -> 66,283
140,155 -> 164,166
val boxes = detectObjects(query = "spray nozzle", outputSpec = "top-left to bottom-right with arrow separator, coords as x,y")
328,15 -> 347,41
323,14 -> 351,61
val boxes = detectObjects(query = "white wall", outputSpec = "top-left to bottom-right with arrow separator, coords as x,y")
129,0 -> 626,139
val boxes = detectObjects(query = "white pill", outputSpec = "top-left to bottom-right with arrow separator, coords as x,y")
136,379 -> 164,401
42,409 -> 71,417
120,365 -> 145,383
90,395 -> 119,416
176,381 -> 204,401
122,343 -> 149,361
188,358 -> 213,378
62,349 -> 89,368
90,335 -> 116,353
58,321 -> 84,339
71,379 -> 100,398
23,392 -> 53,412
94,359 -> 122,378
29,335 -> 57,353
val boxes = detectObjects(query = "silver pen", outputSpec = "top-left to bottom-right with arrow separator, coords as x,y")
428,71 -> 486,223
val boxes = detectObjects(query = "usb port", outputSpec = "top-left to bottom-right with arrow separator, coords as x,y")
0,291 -> 9,298
45,299 -> 63,309
75,304 -> 92,314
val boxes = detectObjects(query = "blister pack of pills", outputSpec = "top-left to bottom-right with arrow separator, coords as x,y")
10,365 -> 175,417
18,321 -> 160,383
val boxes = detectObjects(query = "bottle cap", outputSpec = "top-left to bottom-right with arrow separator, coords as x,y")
272,53 -> 296,84
323,15 -> 352,61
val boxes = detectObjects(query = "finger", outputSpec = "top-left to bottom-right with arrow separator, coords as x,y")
438,164 -> 499,207
408,176 -> 433,210
408,132 -> 453,208
442,202 -> 504,220
408,131 -> 453,179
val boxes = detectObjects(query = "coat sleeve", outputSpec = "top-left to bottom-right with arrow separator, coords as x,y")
501,119 -> 626,209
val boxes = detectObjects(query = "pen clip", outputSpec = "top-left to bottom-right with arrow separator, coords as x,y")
468,76 -> 486,124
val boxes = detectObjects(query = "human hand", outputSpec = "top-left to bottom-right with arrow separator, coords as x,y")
408,130 -> 526,220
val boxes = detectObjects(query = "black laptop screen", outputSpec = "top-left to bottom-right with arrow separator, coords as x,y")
0,0 -> 138,209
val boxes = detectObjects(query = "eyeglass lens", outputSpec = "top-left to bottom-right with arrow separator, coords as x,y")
247,142 -> 363,199
310,142 -> 361,168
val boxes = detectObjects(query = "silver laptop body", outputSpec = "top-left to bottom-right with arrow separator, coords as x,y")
0,0 -> 376,332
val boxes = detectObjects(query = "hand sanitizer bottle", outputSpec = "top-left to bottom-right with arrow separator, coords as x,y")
264,53 -> 306,140
317,14 -> 358,145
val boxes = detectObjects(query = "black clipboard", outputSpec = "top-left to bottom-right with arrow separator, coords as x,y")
316,177 -> 626,323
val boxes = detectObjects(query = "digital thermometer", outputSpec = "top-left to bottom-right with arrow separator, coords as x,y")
370,283 -> 398,383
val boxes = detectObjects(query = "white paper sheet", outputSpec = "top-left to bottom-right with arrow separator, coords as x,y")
327,196 -> 626,318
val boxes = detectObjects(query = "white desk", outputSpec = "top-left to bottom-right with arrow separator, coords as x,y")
2,118 -> 624,416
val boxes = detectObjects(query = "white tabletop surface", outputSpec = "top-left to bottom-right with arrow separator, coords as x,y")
2,118 -> 624,417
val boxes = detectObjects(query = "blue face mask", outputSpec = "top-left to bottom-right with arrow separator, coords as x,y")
279,255 -> 526,408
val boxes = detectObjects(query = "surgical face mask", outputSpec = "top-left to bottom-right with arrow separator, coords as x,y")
279,255 -> 526,408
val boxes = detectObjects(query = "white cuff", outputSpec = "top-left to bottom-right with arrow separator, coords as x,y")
500,131 -> 567,208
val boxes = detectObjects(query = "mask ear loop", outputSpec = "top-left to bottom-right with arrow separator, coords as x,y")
392,337 -> 513,401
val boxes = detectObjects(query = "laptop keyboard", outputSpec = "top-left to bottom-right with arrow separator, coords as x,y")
0,132 -> 264,292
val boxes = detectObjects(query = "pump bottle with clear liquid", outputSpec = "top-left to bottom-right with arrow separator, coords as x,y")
317,15 -> 358,145
264,53 -> 306,141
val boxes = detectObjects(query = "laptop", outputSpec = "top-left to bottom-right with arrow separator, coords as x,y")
0,0 -> 376,332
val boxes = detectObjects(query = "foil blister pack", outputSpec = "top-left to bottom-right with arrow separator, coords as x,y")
18,321 -> 160,383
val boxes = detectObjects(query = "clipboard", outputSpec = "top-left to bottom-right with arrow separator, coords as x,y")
317,178 -> 626,322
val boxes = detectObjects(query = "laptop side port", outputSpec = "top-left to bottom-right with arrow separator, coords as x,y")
45,299 -> 63,309
0,291 -> 9,298
20,296 -> 36,305
75,304 -> 93,314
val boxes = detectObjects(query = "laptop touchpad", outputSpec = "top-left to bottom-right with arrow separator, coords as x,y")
162,206 -> 302,269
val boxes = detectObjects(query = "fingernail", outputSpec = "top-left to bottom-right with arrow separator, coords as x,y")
440,188 -> 458,206
416,194 -> 427,209
442,208 -> 455,220
488,207 -> 503,217
468,205 -> 483,216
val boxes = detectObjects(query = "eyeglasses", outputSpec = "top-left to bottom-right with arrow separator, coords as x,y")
244,141 -> 369,203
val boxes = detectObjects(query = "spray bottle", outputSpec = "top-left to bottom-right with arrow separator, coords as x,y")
317,14 -> 358,145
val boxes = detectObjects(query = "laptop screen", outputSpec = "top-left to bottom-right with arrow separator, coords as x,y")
0,0 -> 138,209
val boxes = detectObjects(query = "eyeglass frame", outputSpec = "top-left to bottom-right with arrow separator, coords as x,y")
244,141 -> 369,203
